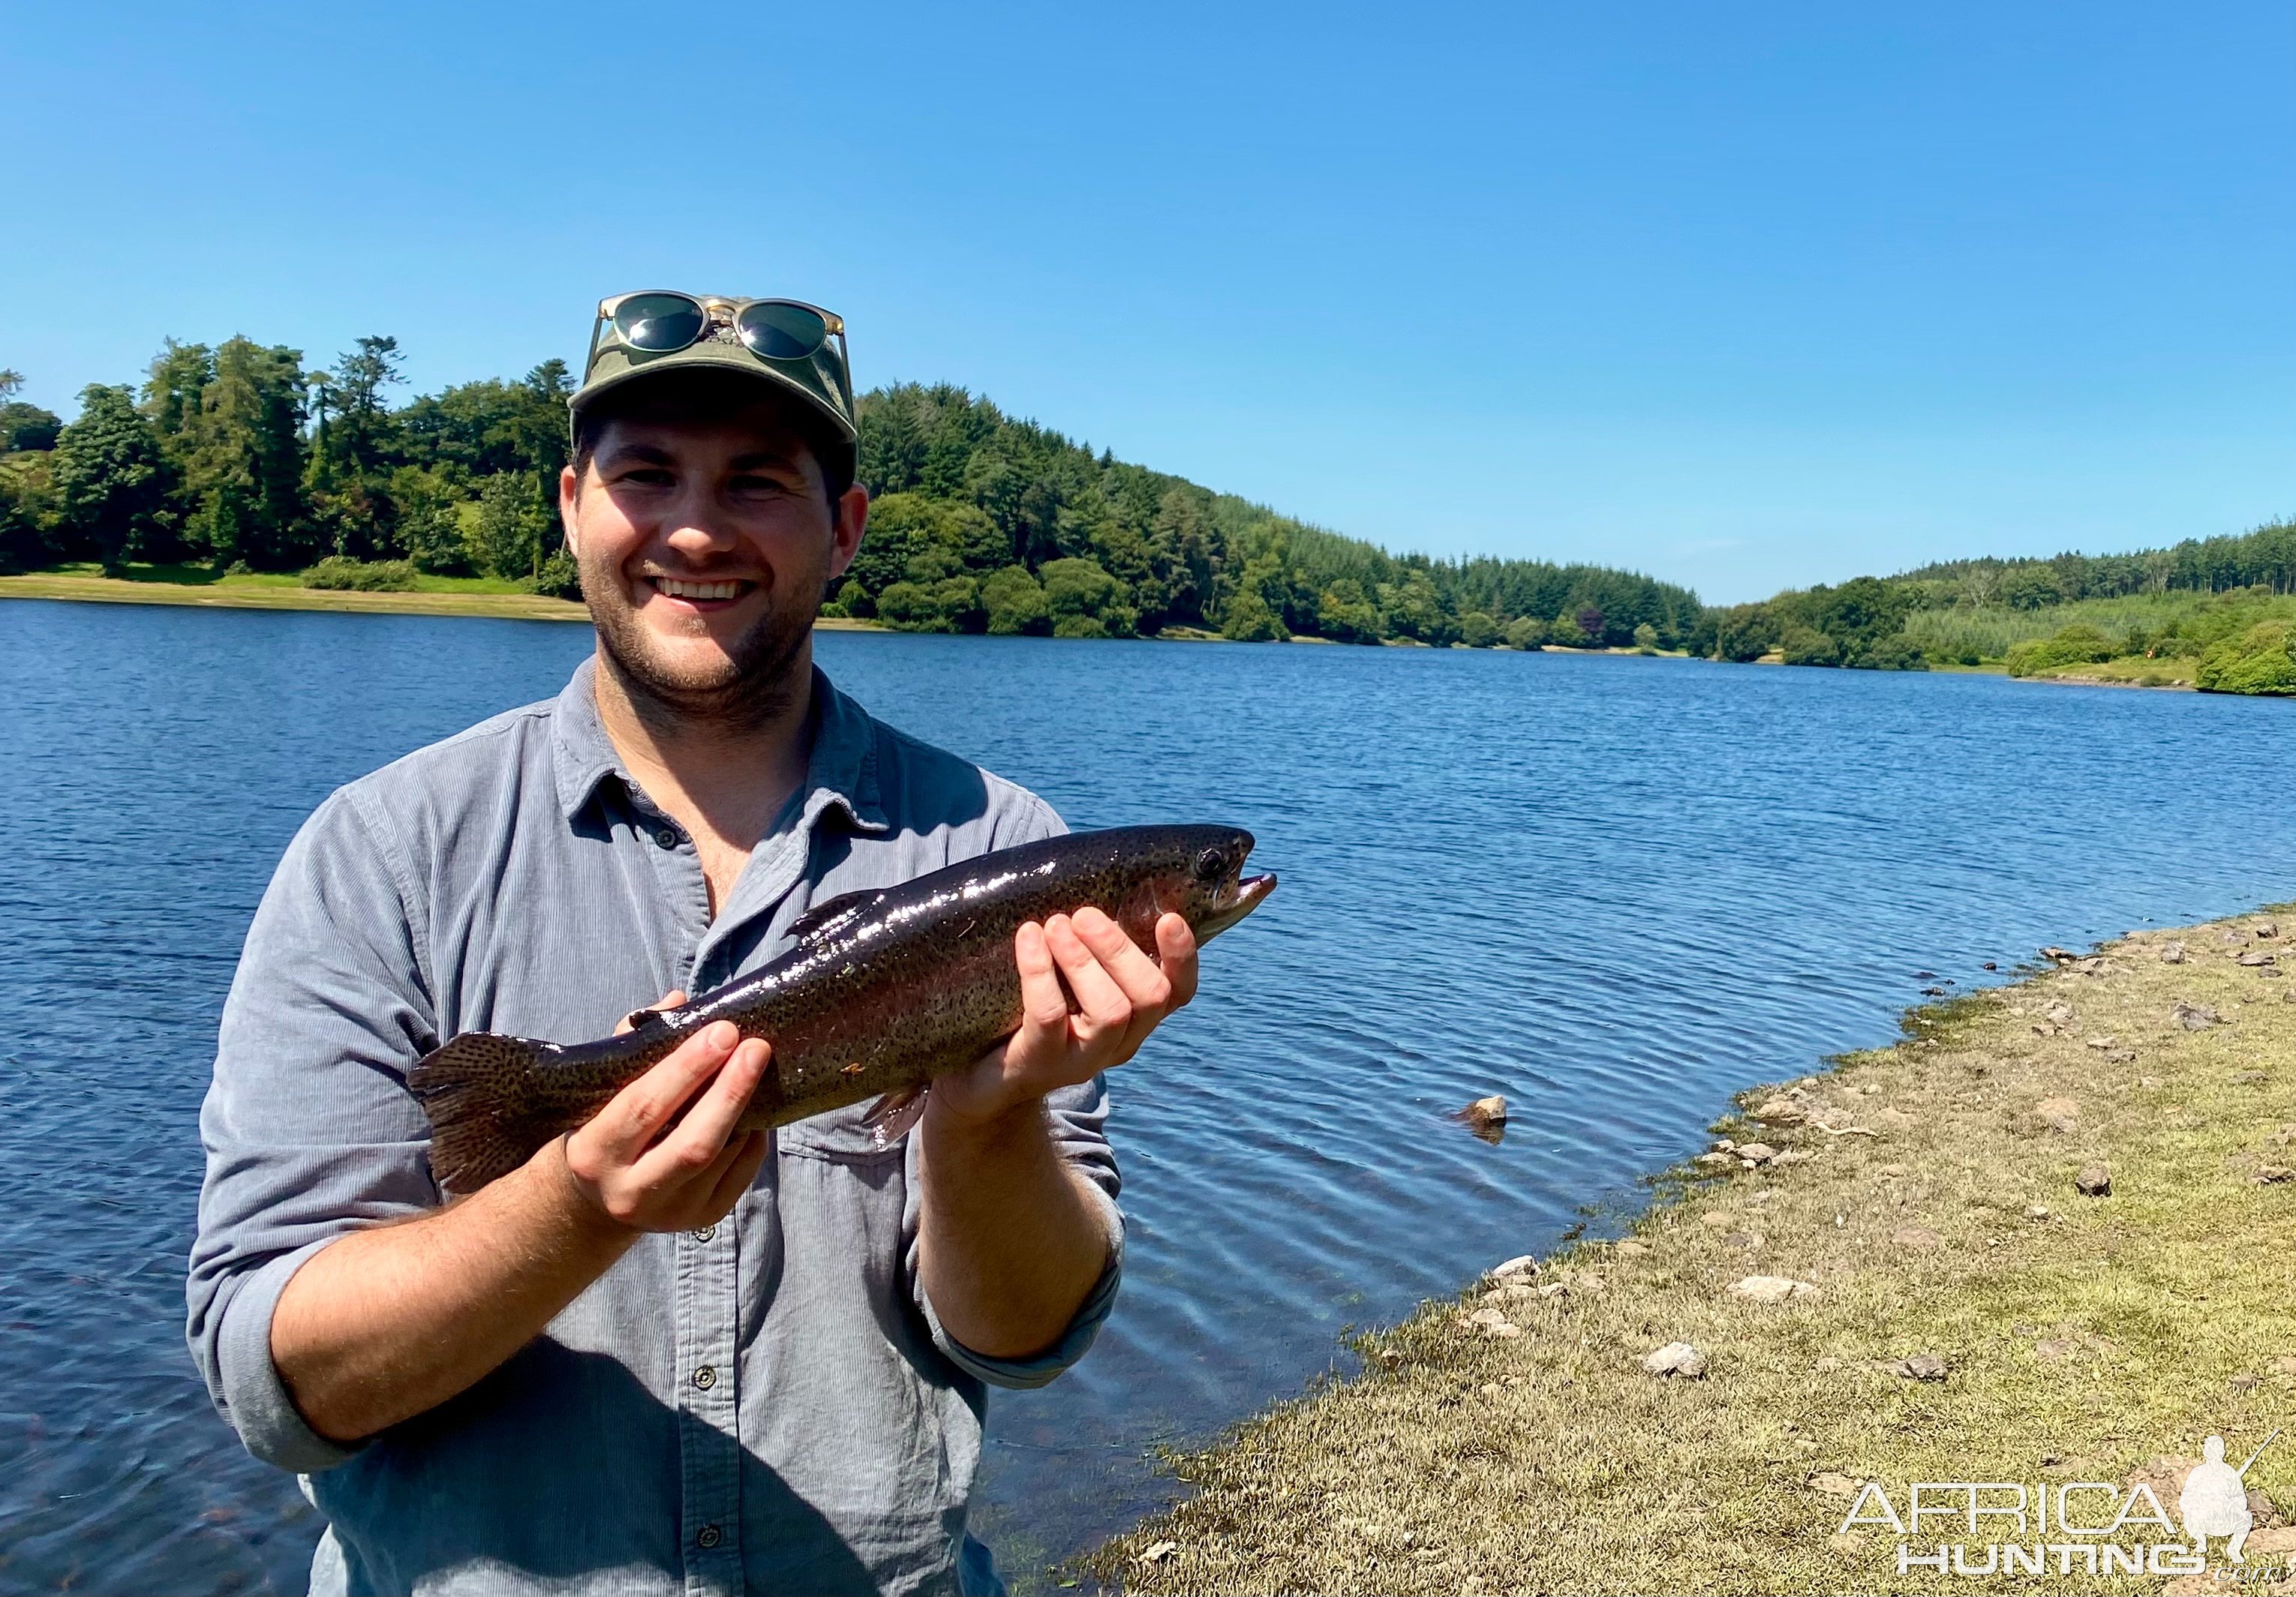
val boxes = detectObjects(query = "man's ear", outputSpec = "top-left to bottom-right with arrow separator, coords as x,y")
828,484 -> 870,581
557,465 -> 583,557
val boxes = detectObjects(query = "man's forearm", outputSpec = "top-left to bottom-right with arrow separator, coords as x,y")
916,1103 -> 1113,1360
270,1142 -> 636,1442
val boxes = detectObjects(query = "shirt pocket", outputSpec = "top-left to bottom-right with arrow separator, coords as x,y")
777,1098 -> 911,1164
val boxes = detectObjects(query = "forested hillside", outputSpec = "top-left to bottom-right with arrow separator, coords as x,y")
840,383 -> 1702,646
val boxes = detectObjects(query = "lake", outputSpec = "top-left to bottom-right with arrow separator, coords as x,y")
2,599 -> 2291,1592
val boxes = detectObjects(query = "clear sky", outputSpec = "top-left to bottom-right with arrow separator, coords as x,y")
5,2 -> 2289,602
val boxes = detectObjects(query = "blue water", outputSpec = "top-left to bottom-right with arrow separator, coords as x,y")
2,599 -> 2291,1593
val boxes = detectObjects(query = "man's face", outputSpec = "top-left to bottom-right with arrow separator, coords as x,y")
560,395 -> 866,722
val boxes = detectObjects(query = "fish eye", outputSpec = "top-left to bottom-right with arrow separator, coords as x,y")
1193,847 -> 1225,883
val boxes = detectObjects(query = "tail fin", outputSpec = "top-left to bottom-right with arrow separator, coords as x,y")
406,1031 -> 554,1196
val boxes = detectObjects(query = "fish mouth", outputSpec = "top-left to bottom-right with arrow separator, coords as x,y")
1197,871 -> 1277,944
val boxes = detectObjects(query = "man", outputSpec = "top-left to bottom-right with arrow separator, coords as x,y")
188,291 -> 1196,1595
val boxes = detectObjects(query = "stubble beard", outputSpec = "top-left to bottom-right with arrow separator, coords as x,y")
584,555 -> 825,737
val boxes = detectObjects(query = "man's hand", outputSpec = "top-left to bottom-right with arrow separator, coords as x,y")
927,909 -> 1198,1133
561,994 -> 771,1232
272,991 -> 771,1443
915,909 -> 1196,1359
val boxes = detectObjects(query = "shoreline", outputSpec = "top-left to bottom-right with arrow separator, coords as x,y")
0,573 -> 2242,689
1087,909 -> 2296,1595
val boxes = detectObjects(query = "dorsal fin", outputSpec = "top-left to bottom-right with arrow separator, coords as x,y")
785,887 -> 886,948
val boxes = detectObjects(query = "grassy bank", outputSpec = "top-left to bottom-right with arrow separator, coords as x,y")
0,564 -> 880,627
1090,912 -> 2296,1595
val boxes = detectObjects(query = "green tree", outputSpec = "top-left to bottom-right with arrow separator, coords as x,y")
0,401 -> 61,452
1040,556 -> 1133,638
1317,578 -> 1383,644
1633,622 -> 1659,653
51,386 -> 176,568
1549,610 -> 1590,647
1504,615 -> 1546,649
469,472 -> 545,580
980,564 -> 1050,635
177,338 -> 311,569
1221,589 -> 1288,641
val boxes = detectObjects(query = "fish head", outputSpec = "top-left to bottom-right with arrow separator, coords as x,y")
1159,825 -> 1277,945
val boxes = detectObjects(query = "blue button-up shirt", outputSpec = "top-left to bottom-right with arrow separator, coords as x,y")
186,659 -> 1122,1596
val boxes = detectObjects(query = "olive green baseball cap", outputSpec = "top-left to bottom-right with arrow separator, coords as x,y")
572,292 -> 856,479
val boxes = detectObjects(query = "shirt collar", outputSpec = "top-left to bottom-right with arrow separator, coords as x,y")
549,654 -> 891,836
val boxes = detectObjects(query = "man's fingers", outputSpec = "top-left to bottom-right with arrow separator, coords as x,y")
704,1130 -> 770,1214
1043,914 -> 1135,1039
1069,908 -> 1176,1013
598,1022 -> 738,1154
633,1038 -> 768,1185
1151,913 -> 1201,1016
1014,921 -> 1071,1034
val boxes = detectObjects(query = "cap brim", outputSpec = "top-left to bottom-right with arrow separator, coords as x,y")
572,343 -> 856,444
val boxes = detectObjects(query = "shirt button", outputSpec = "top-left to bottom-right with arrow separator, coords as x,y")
653,827 -> 678,850
691,1224 -> 716,1243
693,1364 -> 717,1390
696,1524 -> 723,1550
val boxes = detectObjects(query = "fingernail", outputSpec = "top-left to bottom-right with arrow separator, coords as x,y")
710,1022 -> 738,1050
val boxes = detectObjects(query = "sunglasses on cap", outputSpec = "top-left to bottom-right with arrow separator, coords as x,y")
587,291 -> 847,368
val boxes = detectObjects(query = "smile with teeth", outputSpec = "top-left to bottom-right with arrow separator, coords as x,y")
649,576 -> 750,602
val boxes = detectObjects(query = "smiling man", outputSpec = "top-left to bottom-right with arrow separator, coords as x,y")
188,293 -> 1193,1596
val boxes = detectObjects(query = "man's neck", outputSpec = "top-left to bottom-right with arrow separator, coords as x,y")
591,647 -> 816,873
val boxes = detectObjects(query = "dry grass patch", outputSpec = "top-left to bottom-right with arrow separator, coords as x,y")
1088,911 -> 2296,1595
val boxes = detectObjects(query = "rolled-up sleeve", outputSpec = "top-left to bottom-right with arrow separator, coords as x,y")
904,787 -> 1126,1390
185,786 -> 441,1472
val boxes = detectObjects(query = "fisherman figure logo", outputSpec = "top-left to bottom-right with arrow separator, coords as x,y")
2180,1432 -> 2277,1565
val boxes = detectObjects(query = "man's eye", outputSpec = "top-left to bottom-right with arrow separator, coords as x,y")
619,467 -> 675,487
731,475 -> 789,496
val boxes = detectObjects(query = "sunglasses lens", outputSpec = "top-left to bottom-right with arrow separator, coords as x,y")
614,293 -> 706,353
737,302 -> 828,362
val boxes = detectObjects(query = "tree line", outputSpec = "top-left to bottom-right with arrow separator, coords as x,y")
0,343 -> 575,591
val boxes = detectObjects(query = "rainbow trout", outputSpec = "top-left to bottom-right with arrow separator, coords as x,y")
408,824 -> 1276,1193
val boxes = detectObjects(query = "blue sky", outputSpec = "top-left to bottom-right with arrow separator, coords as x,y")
5,2 -> 2289,602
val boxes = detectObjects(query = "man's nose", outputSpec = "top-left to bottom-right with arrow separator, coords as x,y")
661,492 -> 740,557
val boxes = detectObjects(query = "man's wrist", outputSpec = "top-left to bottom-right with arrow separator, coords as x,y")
533,1136 -> 645,1251
921,1092 -> 1050,1165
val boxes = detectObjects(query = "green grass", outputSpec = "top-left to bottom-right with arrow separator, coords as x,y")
1089,912 -> 2296,1594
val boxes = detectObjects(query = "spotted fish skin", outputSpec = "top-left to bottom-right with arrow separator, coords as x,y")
407,824 -> 1276,1193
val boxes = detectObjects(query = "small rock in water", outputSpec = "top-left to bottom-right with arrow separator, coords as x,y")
2174,1002 -> 2222,1031
1642,1341 -> 1707,1378
2159,942 -> 2187,964
1982,961 -> 1998,971
2076,1165 -> 2112,1197
1921,986 -> 1946,998
1898,1353 -> 1949,1382
1458,1094 -> 1506,1125
1727,1274 -> 1820,1304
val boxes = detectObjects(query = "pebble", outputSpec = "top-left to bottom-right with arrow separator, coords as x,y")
1137,1541 -> 1178,1565
1537,1281 -> 1570,1300
1982,960 -> 1998,971
1749,1096 -> 1808,1126
2159,942 -> 2187,965
2084,1035 -> 2117,1050
2260,920 -> 2282,939
2027,1204 -> 2051,1220
1642,1341 -> 1707,1378
2257,1166 -> 2294,1184
1488,1254 -> 1539,1281
2174,1001 -> 2222,1031
1696,1151 -> 1739,1170
2036,1096 -> 2080,1131
2076,1165 -> 2112,1196
1727,1274 -> 1820,1304
1736,1142 -> 1778,1165
2240,952 -> 2277,967
1898,1352 -> 1949,1381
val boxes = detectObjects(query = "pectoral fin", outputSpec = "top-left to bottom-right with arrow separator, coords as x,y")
861,1084 -> 930,1149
